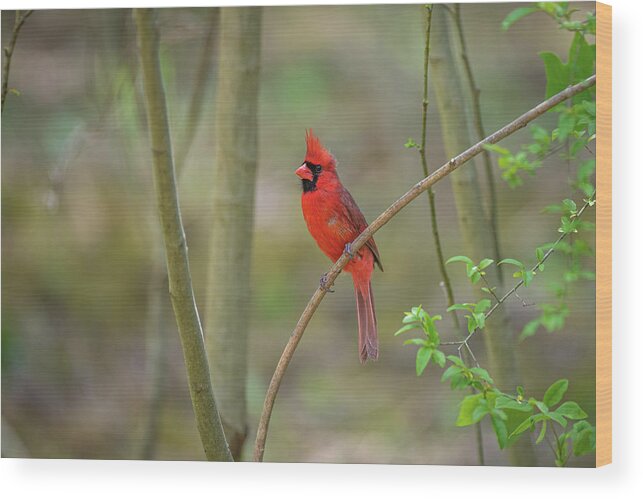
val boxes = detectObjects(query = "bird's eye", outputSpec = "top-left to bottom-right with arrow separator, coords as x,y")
314,164 -> 322,174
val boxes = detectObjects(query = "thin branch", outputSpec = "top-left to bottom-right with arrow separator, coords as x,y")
141,11 -> 219,458
463,341 -> 480,368
455,192 -> 595,351
451,4 -> 503,280
134,8 -> 232,462
513,289 -> 534,307
417,4 -> 460,330
480,273 -> 501,304
175,9 -> 219,175
253,74 -> 597,462
2,10 -> 33,113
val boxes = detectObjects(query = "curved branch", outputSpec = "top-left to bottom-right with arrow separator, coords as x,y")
134,8 -> 232,462
2,10 -> 33,113
253,74 -> 596,462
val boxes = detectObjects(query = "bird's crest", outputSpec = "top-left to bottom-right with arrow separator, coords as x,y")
305,129 -> 336,168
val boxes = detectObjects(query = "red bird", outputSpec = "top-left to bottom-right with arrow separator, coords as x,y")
295,130 -> 383,363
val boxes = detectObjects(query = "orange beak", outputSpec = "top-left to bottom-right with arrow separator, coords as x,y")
295,163 -> 313,181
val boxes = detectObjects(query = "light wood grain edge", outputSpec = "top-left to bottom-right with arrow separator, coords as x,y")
595,1 -> 612,468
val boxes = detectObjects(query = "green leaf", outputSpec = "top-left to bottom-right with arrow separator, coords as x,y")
520,319 -> 541,341
535,246 -> 546,271
544,379 -> 569,407
562,198 -> 577,213
557,112 -> 576,142
568,32 -> 595,89
441,365 -> 461,383
545,411 -> 567,428
472,312 -> 485,330
501,6 -> 541,30
404,137 -> 418,149
495,396 -> 533,412
483,143 -> 510,155
509,415 -> 535,437
474,299 -> 492,313
534,400 -> 550,414
446,255 -> 474,265
447,303 -> 473,312
491,414 -> 509,448
394,323 -> 419,336
447,355 -> 465,367
571,421 -> 596,456
432,349 -> 446,368
478,258 -> 494,270
470,367 -> 494,385
456,394 -> 483,426
555,401 -> 588,420
540,51 -> 569,98
536,420 -> 548,444
416,347 -> 432,376
471,401 -> 490,424
403,338 -> 428,346
466,315 -> 477,334
450,372 -> 471,391
498,258 -> 524,269
402,315 -> 420,325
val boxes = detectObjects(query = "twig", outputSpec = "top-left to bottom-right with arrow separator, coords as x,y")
462,341 -> 480,368
417,5 -> 460,330
451,4 -> 503,280
134,8 -> 232,462
480,273 -> 501,304
2,10 -> 33,113
253,74 -> 597,462
513,290 -> 534,307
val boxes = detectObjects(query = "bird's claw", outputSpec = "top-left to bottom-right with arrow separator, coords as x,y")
344,243 -> 354,259
319,273 -> 335,293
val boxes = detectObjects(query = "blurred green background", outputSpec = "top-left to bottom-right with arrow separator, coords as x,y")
2,3 -> 595,465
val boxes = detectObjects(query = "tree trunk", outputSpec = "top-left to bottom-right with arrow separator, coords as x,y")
206,7 -> 262,461
430,4 -> 536,466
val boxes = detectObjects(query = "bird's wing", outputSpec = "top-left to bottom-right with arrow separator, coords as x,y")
339,188 -> 384,272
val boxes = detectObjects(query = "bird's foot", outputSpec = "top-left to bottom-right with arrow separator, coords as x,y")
344,243 -> 354,259
319,273 -> 335,293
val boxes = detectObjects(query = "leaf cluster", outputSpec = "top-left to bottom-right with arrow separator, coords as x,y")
394,304 -> 597,464
502,2 -> 596,37
395,306 -> 445,376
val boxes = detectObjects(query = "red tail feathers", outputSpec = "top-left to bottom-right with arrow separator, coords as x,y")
353,277 -> 378,364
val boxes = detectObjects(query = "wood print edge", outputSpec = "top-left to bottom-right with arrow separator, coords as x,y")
595,0 -> 612,468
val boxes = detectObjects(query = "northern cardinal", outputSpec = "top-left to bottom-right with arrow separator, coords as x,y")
295,130 -> 383,363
